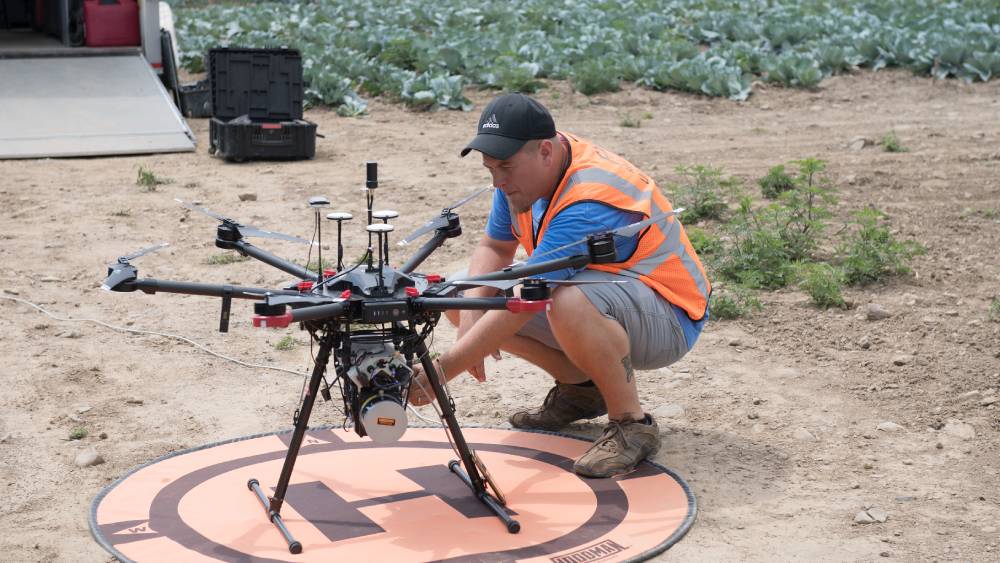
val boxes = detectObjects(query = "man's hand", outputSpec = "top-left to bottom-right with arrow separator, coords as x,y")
457,310 -> 501,382
408,358 -> 445,407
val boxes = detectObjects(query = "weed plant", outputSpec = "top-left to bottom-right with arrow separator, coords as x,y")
136,166 -> 171,191
758,164 -> 795,199
709,286 -> 762,320
619,113 -> 642,128
990,298 -> 1000,322
797,263 -> 845,309
69,427 -> 88,440
685,226 -> 724,257
206,253 -> 250,265
880,131 -> 907,153
837,208 -> 924,285
668,164 -> 743,223
275,335 -> 298,351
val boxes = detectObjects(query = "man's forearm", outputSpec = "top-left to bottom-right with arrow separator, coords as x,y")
441,307 -> 533,379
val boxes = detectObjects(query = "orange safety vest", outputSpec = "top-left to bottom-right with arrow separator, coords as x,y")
510,132 -> 711,320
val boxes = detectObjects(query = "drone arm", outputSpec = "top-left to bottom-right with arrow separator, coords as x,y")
399,229 -> 449,274
415,297 -> 510,312
127,278 -> 299,300
289,301 -> 349,323
228,240 -> 319,282
455,253 -> 592,283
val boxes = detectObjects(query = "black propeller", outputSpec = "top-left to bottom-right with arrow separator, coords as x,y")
447,278 -> 627,292
176,198 -> 314,245
397,185 -> 493,246
101,242 -> 169,291
514,207 -> 686,265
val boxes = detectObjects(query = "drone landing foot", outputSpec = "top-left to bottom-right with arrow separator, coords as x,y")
247,478 -> 302,554
448,460 -> 520,534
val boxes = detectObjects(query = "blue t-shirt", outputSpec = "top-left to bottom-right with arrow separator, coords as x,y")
485,189 -> 705,348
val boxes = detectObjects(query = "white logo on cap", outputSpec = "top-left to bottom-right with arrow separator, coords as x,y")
482,114 -> 501,129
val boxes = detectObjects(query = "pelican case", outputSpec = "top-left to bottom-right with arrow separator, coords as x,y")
208,47 -> 317,161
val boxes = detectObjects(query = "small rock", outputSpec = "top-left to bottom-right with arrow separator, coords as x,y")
892,355 -> 912,366
653,404 -> 685,418
849,136 -> 873,151
981,396 -> 998,406
868,507 -> 889,522
0,432 -> 11,443
125,397 -> 144,405
858,335 -> 872,349
855,510 -> 877,524
842,173 -> 857,185
76,405 -> 92,414
752,397 -> 763,405
866,303 -> 891,321
74,448 -> 105,468
877,421 -> 904,433
942,420 -> 975,440
238,192 -> 257,202
2,288 -> 19,295
728,338 -> 742,347
39,276 -> 60,283
747,412 -> 759,420
902,459 -> 914,465
880,551 -> 891,558
793,428 -> 817,442
863,462 -> 874,469
99,432 -> 108,440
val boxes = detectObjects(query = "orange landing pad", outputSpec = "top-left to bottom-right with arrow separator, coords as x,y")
90,426 -> 696,562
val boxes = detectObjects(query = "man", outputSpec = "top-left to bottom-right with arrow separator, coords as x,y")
409,93 -> 710,478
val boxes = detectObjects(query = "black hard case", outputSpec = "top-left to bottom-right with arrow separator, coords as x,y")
207,47 -> 316,161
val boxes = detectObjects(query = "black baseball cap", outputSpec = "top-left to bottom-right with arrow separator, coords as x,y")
460,93 -> 557,160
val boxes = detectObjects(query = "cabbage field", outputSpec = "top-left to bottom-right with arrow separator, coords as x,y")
172,0 -> 1000,114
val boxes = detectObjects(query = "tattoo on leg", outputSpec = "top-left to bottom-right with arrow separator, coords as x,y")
621,354 -> 634,383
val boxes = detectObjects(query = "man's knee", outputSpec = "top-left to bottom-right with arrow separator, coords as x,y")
548,285 -> 593,323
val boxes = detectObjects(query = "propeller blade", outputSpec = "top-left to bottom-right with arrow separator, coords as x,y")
448,278 -> 627,291
398,185 -> 493,246
398,216 -> 448,246
101,267 -> 136,291
447,279 -> 519,291
238,225 -> 314,245
613,207 -> 685,238
120,242 -> 169,263
522,208 -> 686,264
446,184 -> 494,212
175,198 -> 229,222
175,198 -> 313,245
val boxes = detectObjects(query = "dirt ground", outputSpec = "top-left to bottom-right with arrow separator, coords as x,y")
1,70 -> 998,562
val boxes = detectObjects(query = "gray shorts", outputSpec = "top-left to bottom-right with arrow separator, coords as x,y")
453,268 -> 689,370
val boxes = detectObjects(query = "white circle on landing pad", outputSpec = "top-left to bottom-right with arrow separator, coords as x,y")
90,427 -> 696,562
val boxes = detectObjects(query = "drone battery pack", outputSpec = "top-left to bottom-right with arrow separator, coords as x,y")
208,47 -> 316,161
209,117 -> 316,162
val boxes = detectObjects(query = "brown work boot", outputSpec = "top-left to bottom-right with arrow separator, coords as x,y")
509,383 -> 607,431
573,414 -> 661,478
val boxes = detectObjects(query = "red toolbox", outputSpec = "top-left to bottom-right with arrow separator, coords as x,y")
84,0 -> 140,47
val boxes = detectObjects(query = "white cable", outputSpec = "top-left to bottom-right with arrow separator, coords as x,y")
0,295 -> 309,377
4,294 -> 457,448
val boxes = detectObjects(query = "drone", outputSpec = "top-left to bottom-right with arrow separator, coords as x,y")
101,161 -> 681,554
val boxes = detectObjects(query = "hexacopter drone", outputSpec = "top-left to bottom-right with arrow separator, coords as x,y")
101,162 -> 678,554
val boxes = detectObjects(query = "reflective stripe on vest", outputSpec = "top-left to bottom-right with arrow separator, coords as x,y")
511,133 -> 711,320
